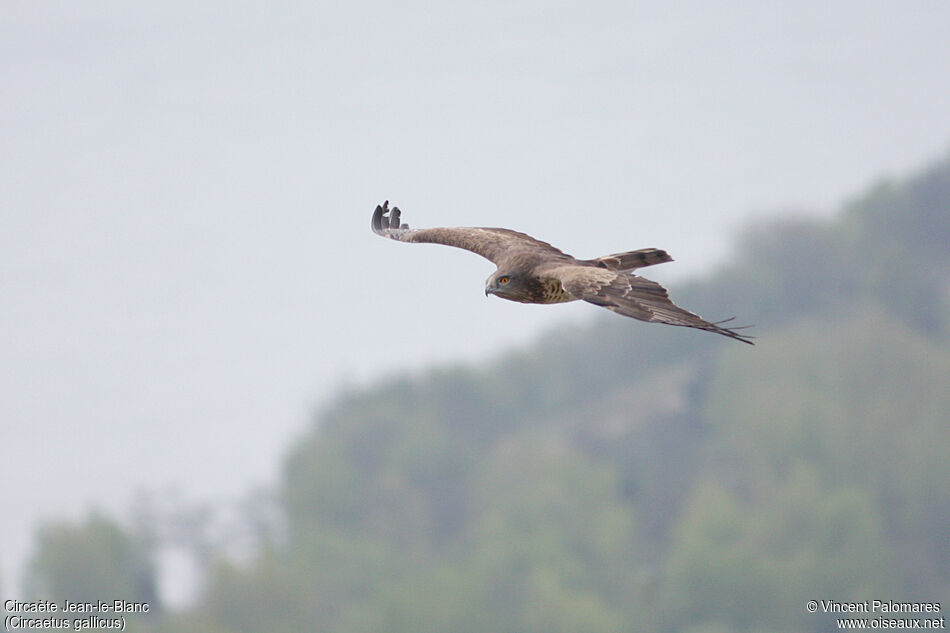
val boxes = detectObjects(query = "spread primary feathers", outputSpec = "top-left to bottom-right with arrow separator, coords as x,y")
372,201 -> 753,344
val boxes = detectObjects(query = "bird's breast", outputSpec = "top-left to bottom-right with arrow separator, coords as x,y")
527,277 -> 575,304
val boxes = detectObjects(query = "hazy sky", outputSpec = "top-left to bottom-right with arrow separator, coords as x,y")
4,1 -> 950,590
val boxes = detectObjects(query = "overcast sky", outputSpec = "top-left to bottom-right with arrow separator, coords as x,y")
4,0 -> 950,591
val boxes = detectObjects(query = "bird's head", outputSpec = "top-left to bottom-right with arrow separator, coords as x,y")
485,271 -> 524,300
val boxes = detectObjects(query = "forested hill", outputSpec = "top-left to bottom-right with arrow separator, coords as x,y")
27,154 -> 950,633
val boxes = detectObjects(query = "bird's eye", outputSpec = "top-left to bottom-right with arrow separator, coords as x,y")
498,276 -> 510,284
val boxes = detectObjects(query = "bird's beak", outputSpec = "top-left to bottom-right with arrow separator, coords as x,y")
485,285 -> 495,297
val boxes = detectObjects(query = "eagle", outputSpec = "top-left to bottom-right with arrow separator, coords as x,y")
372,201 -> 753,344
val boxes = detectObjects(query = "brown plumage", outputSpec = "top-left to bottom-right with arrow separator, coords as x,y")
372,201 -> 753,344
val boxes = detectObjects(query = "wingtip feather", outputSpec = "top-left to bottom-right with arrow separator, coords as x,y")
372,200 -> 409,236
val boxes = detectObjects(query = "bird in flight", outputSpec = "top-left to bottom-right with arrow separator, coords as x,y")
372,201 -> 753,344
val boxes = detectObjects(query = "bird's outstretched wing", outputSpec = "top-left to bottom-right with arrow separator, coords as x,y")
548,265 -> 755,344
372,201 -> 569,264
589,248 -> 673,271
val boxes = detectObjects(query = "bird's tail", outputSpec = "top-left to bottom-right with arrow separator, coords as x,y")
590,248 -> 673,271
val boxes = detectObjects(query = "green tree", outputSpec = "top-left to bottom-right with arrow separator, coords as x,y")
706,307 -> 950,593
661,469 -> 894,632
26,511 -> 158,607
463,433 -> 640,632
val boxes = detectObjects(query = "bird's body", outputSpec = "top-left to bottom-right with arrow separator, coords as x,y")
485,253 -> 575,304
372,201 -> 753,344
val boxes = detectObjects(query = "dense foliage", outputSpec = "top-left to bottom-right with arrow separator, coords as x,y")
26,155 -> 950,632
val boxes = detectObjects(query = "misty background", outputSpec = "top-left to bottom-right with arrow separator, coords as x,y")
4,0 -> 950,613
